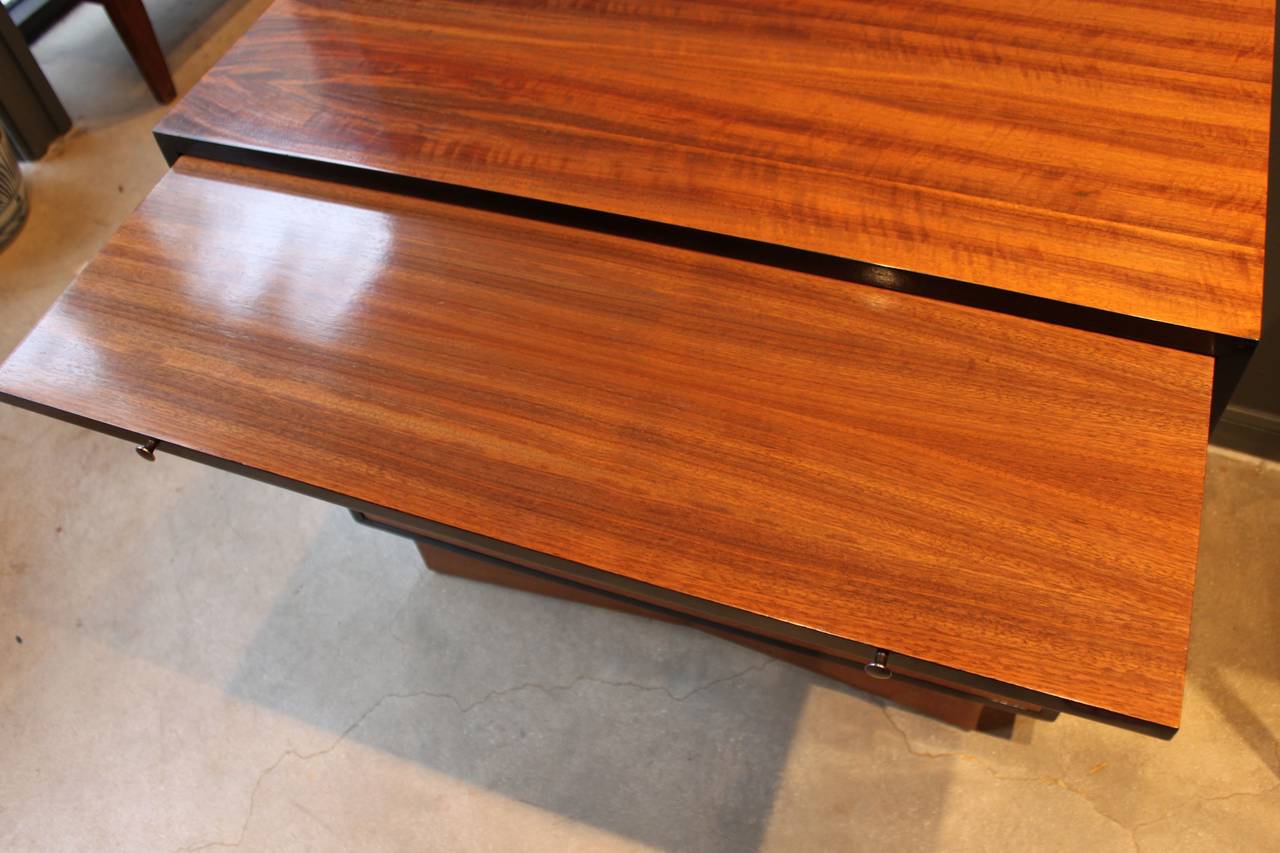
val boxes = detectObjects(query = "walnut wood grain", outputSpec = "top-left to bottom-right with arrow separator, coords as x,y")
0,157 -> 1213,726
156,0 -> 1272,337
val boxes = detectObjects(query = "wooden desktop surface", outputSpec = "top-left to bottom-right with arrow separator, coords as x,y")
156,0 -> 1273,337
0,157 -> 1213,726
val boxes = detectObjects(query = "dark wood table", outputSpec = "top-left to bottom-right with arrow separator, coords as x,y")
2,0 -> 1273,738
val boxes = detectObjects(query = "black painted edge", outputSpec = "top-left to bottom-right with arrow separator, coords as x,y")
1210,336 -> 1260,435
153,130 -> 1224,357
0,388 -> 1179,739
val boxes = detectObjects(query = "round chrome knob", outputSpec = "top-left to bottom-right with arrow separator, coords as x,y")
864,649 -> 892,680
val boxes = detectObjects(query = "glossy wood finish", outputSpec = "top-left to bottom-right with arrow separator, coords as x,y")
156,0 -> 1273,337
412,538 -> 1018,731
0,157 -> 1213,726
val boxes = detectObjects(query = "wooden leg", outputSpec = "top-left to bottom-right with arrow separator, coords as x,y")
415,539 -> 1017,731
97,0 -> 175,103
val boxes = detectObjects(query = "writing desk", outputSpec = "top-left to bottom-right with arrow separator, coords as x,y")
2,0 -> 1273,737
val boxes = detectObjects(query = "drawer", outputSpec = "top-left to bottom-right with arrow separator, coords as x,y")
0,156 -> 1214,733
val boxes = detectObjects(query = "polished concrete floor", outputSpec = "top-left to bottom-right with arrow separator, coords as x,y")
1,3 -> 1278,851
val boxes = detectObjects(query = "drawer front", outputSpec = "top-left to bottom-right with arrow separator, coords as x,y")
0,156 -> 1213,730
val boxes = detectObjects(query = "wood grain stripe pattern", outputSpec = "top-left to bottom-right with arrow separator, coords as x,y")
0,158 -> 1213,726
156,0 -> 1273,337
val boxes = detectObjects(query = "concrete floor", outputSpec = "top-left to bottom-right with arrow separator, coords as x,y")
1,3 -> 1278,850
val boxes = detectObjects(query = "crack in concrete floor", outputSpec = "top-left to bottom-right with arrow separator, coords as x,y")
879,707 -> 1142,852
173,658 -> 775,852
880,706 -> 1280,853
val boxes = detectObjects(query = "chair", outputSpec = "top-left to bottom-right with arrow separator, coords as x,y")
7,0 -> 175,104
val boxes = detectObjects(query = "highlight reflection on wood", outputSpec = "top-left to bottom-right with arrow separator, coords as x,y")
0,157 -> 1213,727
157,0 -> 1272,337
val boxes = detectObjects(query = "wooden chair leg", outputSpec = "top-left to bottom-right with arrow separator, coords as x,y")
97,0 -> 175,103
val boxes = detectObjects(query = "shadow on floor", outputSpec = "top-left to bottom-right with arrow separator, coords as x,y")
219,508 -> 961,853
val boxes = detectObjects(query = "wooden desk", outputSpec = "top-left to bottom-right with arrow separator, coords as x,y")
1,0 -> 1272,737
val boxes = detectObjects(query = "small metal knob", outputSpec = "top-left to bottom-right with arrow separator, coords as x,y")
135,439 -> 158,461
864,648 -> 892,680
